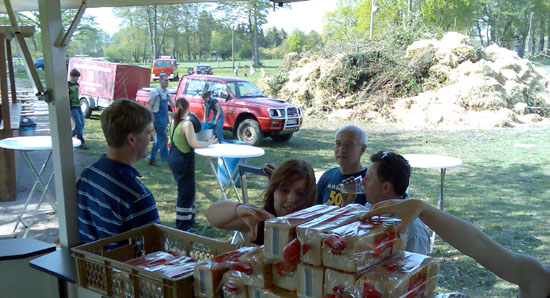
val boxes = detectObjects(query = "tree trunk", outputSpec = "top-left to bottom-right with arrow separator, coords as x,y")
147,6 -> 156,62
476,19 -> 485,47
517,29 -> 528,58
253,7 -> 260,66
153,5 -> 158,59
538,20 -> 546,54
547,22 -> 550,55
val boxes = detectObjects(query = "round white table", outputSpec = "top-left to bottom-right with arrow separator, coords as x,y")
196,143 -> 265,202
0,136 -> 81,237
403,153 -> 462,252
196,143 -> 264,244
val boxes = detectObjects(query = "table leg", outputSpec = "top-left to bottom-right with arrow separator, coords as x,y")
221,157 -> 244,203
22,173 -> 56,238
13,151 -> 55,233
430,168 -> 447,253
206,157 -> 229,201
439,168 -> 446,211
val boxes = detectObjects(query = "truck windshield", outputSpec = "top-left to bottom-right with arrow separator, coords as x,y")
227,81 -> 265,98
154,60 -> 171,67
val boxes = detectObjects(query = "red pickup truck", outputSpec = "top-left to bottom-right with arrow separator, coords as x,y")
135,75 -> 304,146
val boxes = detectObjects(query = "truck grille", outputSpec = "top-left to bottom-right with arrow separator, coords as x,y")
287,107 -> 299,117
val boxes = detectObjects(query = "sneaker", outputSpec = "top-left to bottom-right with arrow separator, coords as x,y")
183,227 -> 198,234
78,144 -> 89,150
149,158 -> 160,167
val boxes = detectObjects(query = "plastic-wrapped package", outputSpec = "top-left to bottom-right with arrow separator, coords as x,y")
354,252 -> 440,298
156,256 -> 196,278
221,270 -> 248,298
125,251 -> 179,271
296,263 -> 325,298
324,267 -> 370,298
231,246 -> 272,288
321,216 -> 404,272
432,293 -> 469,298
265,205 -> 339,262
272,260 -> 298,291
194,246 -> 258,298
248,286 -> 298,298
125,251 -> 195,278
296,204 -> 368,266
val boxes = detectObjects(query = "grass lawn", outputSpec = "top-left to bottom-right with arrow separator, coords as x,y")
78,113 -> 550,297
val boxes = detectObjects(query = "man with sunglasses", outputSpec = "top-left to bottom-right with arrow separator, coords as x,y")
363,151 -> 430,255
317,125 -> 368,207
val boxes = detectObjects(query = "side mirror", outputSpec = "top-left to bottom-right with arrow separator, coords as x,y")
220,92 -> 230,100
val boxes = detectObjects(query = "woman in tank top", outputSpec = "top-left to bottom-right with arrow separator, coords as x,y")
169,98 -> 217,232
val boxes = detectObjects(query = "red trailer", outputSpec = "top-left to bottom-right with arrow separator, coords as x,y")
68,58 -> 151,118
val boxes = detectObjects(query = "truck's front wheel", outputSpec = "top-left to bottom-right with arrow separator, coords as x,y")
271,133 -> 293,143
236,119 -> 263,146
80,97 -> 92,118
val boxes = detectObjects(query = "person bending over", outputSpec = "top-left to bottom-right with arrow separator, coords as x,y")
362,151 -> 430,255
77,99 -> 160,243
362,199 -> 550,298
169,98 -> 217,232
205,159 -> 317,245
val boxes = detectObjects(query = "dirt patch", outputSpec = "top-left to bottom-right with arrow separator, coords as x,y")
261,32 -> 550,129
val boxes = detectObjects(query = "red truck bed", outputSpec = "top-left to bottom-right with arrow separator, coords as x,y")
68,59 -> 150,100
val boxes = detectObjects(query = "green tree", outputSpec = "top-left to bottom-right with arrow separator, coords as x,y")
287,29 -> 307,53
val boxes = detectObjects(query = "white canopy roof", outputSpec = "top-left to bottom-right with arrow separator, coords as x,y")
0,0 -> 306,12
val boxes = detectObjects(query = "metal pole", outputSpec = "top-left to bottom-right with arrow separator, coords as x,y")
38,0 -> 79,248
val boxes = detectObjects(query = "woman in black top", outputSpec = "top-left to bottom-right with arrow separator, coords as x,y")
205,159 -> 317,245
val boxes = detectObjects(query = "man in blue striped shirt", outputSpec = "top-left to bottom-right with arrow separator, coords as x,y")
77,99 -> 160,243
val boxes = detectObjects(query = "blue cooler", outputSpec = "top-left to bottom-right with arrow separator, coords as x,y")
217,140 -> 246,187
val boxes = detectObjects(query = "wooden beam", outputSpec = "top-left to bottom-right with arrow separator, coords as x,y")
0,26 -> 35,38
0,34 -> 16,202
3,0 -> 47,101
56,1 -> 87,47
6,39 -> 17,104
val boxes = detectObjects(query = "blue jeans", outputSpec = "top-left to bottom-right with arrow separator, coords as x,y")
70,108 -> 85,145
169,146 -> 196,230
150,112 -> 169,162
214,115 -> 225,142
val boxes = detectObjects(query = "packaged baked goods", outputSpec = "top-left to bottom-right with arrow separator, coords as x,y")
323,267 -> 372,298
248,286 -> 298,298
231,246 -> 272,288
194,246 -> 257,298
265,205 -> 339,262
322,216 -> 404,272
125,251 -> 195,278
296,204 -> 368,266
354,252 -> 440,298
221,270 -> 248,298
296,263 -> 325,298
272,260 -> 297,291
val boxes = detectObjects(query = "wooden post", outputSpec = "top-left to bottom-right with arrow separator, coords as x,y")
6,39 -> 16,104
0,34 -> 16,201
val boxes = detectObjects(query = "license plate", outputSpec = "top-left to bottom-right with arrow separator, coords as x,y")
160,72 -> 167,76
286,118 -> 298,125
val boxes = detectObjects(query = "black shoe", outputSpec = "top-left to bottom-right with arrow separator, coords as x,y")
149,159 -> 161,167
78,144 -> 89,150
183,227 -> 198,233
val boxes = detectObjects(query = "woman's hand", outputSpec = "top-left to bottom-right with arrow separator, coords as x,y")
236,204 -> 274,241
206,135 -> 217,145
361,199 -> 426,236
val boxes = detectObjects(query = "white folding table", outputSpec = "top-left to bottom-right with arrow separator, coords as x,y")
196,143 -> 265,203
403,153 -> 462,252
196,143 -> 264,244
0,136 -> 81,237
